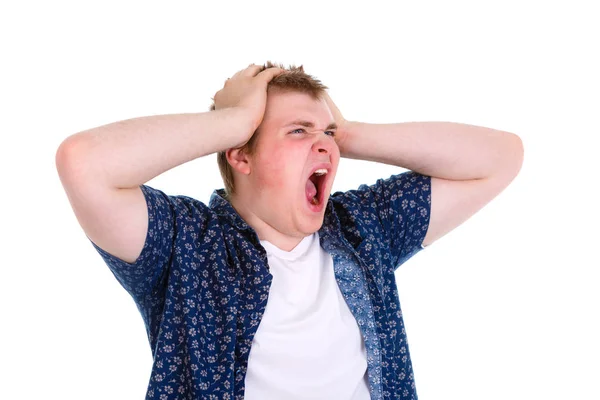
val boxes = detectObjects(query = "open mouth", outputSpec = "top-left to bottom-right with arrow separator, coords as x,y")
305,168 -> 328,207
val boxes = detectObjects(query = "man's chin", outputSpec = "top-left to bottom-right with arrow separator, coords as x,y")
298,216 -> 325,236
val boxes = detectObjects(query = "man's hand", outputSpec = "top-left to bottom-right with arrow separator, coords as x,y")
322,91 -> 351,153
213,64 -> 283,147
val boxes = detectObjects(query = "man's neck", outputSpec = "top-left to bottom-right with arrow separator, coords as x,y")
228,194 -> 305,252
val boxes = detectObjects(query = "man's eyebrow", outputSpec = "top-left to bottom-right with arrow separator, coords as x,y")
284,120 -> 338,130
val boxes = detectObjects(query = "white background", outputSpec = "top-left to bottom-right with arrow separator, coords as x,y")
2,1 -> 598,399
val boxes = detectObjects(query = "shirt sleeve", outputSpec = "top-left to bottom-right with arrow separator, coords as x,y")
335,171 -> 431,270
88,184 -> 178,305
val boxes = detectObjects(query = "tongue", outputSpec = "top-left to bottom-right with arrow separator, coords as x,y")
305,179 -> 317,202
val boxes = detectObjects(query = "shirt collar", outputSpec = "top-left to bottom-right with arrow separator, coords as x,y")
209,189 -> 254,232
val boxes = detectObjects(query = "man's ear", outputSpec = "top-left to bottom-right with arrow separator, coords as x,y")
226,148 -> 252,175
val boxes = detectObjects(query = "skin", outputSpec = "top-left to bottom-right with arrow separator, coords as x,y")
57,63 -> 523,266
227,90 -> 341,251
217,64 -> 524,255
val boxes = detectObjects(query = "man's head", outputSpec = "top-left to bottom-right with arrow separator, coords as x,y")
210,62 -> 341,246
211,62 -> 329,197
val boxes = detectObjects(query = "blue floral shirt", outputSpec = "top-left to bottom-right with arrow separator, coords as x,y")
90,171 -> 431,399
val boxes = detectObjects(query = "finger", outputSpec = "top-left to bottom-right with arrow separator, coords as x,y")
256,67 -> 284,84
231,69 -> 246,79
230,64 -> 261,80
241,64 -> 263,77
231,63 -> 255,78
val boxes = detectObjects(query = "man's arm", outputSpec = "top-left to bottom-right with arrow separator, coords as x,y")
326,95 -> 524,248
56,65 -> 282,263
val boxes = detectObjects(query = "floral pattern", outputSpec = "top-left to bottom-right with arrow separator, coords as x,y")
90,171 -> 431,399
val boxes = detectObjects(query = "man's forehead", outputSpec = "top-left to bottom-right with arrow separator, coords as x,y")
282,119 -> 338,130
264,93 -> 334,128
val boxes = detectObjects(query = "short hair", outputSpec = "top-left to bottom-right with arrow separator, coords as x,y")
209,61 -> 328,197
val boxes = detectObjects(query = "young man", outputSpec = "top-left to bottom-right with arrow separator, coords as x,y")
56,62 -> 524,399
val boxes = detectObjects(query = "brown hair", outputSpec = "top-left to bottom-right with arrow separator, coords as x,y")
210,61 -> 328,197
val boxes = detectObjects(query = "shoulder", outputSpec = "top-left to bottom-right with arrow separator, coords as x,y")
330,171 -> 431,212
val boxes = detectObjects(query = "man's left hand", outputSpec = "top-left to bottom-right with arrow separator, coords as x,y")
322,91 -> 350,151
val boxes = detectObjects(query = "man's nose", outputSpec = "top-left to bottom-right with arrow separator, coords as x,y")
312,134 -> 335,154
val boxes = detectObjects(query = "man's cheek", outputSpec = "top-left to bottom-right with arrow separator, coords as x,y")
264,170 -> 289,190
256,158 -> 288,189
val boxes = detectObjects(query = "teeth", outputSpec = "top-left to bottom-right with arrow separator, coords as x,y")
314,169 -> 328,176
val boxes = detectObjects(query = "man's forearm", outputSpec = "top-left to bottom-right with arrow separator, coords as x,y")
338,121 -> 524,180
56,108 -> 254,189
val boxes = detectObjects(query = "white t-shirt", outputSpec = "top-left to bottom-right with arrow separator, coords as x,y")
244,232 -> 371,399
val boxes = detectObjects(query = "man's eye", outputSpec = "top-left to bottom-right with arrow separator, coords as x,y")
291,128 -> 305,134
325,131 -> 336,137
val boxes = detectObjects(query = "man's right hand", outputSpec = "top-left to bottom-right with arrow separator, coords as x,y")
212,64 -> 283,147
56,64 -> 283,266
